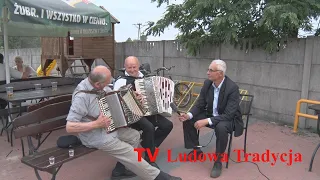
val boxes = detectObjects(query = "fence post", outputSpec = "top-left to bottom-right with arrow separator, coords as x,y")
300,37 -> 314,129
162,40 -> 165,77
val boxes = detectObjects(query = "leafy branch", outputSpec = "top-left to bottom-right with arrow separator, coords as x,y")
145,0 -> 320,56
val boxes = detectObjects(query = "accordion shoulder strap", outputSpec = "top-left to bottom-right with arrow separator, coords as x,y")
74,90 -> 101,96
73,90 -> 101,121
85,115 -> 96,121
74,88 -> 129,97
74,89 -> 126,122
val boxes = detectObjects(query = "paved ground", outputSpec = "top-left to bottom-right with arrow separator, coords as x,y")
1,115 -> 320,180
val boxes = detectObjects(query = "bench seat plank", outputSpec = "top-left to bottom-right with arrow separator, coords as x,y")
0,106 -> 28,116
21,145 -> 97,171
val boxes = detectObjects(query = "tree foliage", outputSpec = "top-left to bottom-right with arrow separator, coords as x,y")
145,0 -> 320,55
140,34 -> 148,41
316,28 -> 320,36
125,35 -> 148,42
0,36 -> 40,49
126,37 -> 133,42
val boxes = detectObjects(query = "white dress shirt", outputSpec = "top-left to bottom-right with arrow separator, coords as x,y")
113,71 -> 144,90
187,77 -> 225,125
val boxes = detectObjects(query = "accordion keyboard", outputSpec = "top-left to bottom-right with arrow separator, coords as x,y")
121,90 -> 145,123
98,97 -> 116,132
135,76 -> 175,116
98,87 -> 145,133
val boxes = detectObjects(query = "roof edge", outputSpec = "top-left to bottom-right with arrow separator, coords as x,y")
99,6 -> 120,24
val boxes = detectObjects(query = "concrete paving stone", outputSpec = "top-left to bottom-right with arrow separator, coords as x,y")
0,117 -> 320,180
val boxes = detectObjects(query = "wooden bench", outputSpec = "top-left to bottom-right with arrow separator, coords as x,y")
12,96 -> 97,180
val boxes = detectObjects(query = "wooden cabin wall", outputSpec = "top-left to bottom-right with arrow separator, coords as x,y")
40,23 -> 116,76
40,37 -> 68,76
73,23 -> 115,72
41,37 -> 66,56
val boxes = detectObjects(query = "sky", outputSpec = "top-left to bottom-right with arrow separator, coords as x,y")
94,0 -> 182,42
93,0 -> 319,42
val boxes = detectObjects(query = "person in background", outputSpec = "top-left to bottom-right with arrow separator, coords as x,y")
0,53 -> 28,108
0,53 -> 28,81
12,56 -> 37,77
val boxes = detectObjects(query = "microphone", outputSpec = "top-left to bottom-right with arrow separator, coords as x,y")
170,102 -> 181,115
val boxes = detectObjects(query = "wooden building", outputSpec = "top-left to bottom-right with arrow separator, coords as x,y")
40,6 -> 120,77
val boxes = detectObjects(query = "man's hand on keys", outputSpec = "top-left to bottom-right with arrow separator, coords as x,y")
134,91 -> 145,104
96,113 -> 111,128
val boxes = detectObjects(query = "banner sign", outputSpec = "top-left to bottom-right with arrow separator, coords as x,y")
5,0 -> 112,36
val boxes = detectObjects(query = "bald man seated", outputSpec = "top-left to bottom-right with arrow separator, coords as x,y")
113,56 -> 173,168
66,66 -> 181,180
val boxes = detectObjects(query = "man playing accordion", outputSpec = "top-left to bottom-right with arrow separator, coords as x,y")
66,66 -> 181,180
113,56 -> 174,168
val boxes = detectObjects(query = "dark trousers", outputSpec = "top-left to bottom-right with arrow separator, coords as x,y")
130,114 -> 173,162
183,112 -> 232,160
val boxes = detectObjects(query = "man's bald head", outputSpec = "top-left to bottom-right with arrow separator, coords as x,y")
124,56 -> 140,77
125,56 -> 139,66
88,66 -> 111,89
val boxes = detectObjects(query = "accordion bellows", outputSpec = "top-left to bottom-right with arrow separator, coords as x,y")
98,86 -> 145,133
98,76 -> 175,133
135,76 -> 175,117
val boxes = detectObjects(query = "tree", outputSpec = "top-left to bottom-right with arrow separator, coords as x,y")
140,34 -> 148,41
145,0 -> 320,55
316,28 -> 320,36
0,36 -> 40,49
126,37 -> 133,42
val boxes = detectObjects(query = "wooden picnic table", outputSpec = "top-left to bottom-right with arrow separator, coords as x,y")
0,77 -> 81,146
0,85 -> 76,103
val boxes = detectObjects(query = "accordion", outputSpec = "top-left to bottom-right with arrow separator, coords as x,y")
134,76 -> 175,117
97,85 -> 145,133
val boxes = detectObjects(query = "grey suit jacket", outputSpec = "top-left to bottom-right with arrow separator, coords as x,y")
189,76 -> 244,137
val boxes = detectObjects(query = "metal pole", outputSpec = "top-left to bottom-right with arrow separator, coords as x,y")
2,3 -> 12,124
2,4 -> 10,83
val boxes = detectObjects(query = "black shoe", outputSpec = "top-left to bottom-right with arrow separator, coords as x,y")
111,162 -> 136,180
149,162 -> 160,169
155,171 -> 182,180
186,149 -> 203,161
111,169 -> 136,180
210,161 -> 222,178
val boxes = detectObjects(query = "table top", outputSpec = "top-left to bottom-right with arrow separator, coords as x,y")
0,77 -> 83,93
309,104 -> 320,112
0,76 -> 60,85
0,85 -> 76,102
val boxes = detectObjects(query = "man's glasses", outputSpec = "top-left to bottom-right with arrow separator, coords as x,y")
207,69 -> 222,73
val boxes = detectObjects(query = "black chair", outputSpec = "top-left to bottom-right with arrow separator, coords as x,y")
226,94 -> 254,168
308,104 -> 320,172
